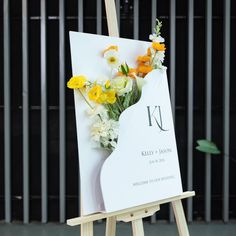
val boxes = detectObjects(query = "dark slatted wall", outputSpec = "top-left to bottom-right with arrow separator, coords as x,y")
0,0 -> 235,223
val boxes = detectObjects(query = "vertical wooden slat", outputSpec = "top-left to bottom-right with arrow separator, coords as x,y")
223,0 -> 231,223
97,0 -> 102,34
59,0 -> 66,223
115,0 -> 120,30
151,0 -> 157,31
78,0 -> 83,216
78,0 -> 83,32
187,0 -> 194,223
41,0 -> 48,223
133,0 -> 139,39
4,0 -> 11,223
169,0 -> 176,223
170,0 -> 176,146
205,0 -> 212,223
22,0 -> 30,224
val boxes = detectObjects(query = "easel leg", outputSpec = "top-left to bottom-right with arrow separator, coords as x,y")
131,218 -> 144,236
81,222 -> 93,236
171,200 -> 189,236
106,216 -> 116,236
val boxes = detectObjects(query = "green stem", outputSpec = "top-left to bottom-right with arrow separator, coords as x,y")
110,68 -> 114,80
97,114 -> 103,122
77,89 -> 94,110
106,104 -> 116,119
116,96 -> 124,113
150,50 -> 157,67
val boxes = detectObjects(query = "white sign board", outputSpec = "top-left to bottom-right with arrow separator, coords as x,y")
70,31 -> 183,215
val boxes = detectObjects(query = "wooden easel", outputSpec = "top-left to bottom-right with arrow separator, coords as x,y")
67,191 -> 195,236
67,1 -> 195,235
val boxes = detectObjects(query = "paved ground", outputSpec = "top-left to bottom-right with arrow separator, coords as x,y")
0,222 -> 236,236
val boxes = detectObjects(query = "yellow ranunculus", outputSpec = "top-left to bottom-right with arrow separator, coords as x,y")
67,75 -> 87,89
96,90 -> 116,104
88,85 -> 103,102
105,90 -> 116,104
97,92 -> 107,104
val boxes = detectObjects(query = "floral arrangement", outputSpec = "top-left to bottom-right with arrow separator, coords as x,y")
67,19 -> 166,152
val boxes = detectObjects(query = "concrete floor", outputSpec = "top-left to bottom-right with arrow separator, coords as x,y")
0,222 -> 236,236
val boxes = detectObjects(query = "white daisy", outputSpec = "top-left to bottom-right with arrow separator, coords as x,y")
104,50 -> 120,69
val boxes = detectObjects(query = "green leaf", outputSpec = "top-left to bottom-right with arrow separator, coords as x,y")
105,104 -> 120,121
119,63 -> 130,76
154,19 -> 162,36
125,63 -> 130,74
120,64 -> 128,76
195,139 -> 221,155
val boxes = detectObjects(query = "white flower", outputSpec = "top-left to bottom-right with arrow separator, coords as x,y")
110,141 -> 117,149
156,51 -> 165,62
150,48 -> 165,69
159,64 -> 167,71
90,118 -> 119,151
154,61 -> 167,71
104,50 -> 120,69
135,76 -> 146,91
151,51 -> 165,66
110,76 -> 133,96
149,34 -> 165,43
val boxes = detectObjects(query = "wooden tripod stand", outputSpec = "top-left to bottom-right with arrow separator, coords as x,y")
67,191 -> 195,236
67,1 -> 195,235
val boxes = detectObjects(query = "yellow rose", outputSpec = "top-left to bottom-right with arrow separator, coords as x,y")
67,75 -> 87,89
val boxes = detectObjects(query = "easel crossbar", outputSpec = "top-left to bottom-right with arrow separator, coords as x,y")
67,191 -> 195,226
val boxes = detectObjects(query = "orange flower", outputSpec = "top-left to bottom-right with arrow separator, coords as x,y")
147,48 -> 151,56
137,55 -> 151,63
116,71 -> 123,76
137,65 -> 153,74
103,45 -> 118,55
117,68 -> 137,78
152,42 -> 166,51
128,68 -> 137,78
